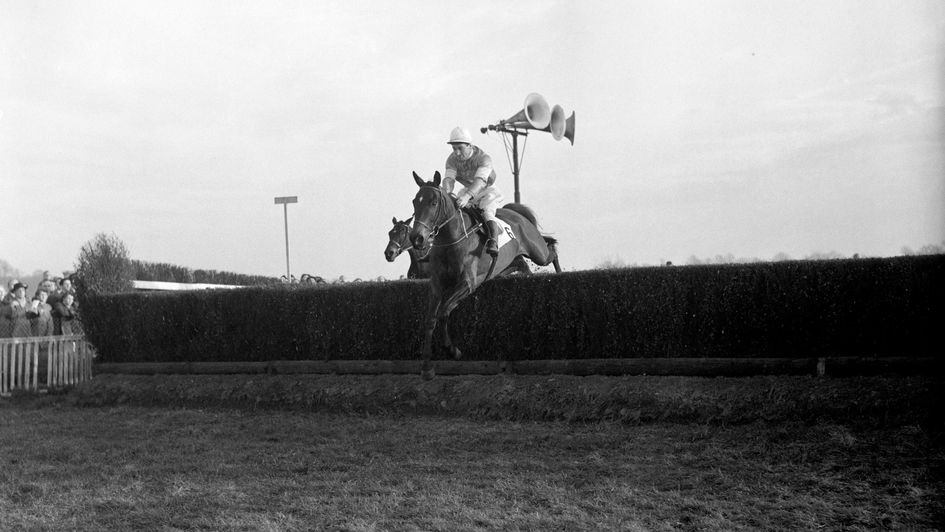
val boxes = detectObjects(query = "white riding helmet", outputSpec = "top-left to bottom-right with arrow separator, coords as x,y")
447,126 -> 472,145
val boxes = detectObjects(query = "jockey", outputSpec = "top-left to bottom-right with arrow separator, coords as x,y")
442,126 -> 504,257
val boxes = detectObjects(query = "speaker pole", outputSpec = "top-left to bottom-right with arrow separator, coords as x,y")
511,130 -> 521,203
482,93 -> 575,204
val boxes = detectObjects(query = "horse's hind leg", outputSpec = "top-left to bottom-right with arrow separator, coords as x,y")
548,242 -> 562,273
514,256 -> 531,275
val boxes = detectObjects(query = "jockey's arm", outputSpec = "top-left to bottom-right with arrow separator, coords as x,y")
442,168 -> 457,195
456,177 -> 487,207
457,163 -> 492,200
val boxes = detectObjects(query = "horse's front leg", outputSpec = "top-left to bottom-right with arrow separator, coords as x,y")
436,282 -> 473,360
436,270 -> 478,360
419,290 -> 441,380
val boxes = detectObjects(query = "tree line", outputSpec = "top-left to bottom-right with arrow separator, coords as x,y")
595,242 -> 945,270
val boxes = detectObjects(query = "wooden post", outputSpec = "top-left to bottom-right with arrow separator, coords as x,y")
47,340 -> 54,388
16,347 -> 22,389
31,342 -> 38,390
1,346 -> 8,396
51,341 -> 58,387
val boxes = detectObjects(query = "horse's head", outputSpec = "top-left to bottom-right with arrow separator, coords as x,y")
384,216 -> 413,262
409,170 -> 455,250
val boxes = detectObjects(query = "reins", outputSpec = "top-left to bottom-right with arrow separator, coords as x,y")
415,186 -> 482,248
413,181 -> 500,283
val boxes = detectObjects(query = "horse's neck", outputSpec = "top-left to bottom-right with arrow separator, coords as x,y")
408,247 -> 427,262
436,208 -> 474,243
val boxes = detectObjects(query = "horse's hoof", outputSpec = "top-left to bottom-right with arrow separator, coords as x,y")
450,346 -> 463,360
420,367 -> 436,380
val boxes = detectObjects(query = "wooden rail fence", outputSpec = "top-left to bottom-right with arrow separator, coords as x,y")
1,335 -> 95,396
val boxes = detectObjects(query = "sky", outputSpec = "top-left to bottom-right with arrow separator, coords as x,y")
2,0 -> 943,281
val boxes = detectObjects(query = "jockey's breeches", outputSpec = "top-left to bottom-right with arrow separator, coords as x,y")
470,186 -> 503,222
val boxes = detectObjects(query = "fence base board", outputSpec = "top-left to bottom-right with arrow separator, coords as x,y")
92,357 -> 942,377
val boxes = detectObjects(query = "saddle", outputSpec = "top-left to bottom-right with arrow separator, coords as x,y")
462,206 -> 488,235
461,206 -> 515,249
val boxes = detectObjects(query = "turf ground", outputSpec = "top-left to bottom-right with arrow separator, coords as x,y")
1,400 -> 943,531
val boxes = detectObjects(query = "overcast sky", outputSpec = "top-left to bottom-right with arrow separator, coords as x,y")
2,0 -> 943,281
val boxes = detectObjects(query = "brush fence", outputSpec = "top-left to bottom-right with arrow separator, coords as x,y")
0,335 -> 95,396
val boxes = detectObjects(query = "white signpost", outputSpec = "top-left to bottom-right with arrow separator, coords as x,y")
274,196 -> 298,280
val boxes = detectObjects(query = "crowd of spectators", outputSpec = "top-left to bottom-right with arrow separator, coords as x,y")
0,273 -> 80,339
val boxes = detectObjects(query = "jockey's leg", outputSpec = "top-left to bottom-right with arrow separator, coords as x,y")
484,221 -> 500,257
477,187 -> 504,257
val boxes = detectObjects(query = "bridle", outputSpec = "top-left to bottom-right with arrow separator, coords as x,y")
413,185 -> 481,248
389,222 -> 431,260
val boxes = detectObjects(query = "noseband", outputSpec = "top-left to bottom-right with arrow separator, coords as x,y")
389,223 -> 431,260
388,224 -> 413,254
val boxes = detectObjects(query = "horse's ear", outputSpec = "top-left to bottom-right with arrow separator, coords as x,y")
392,216 -> 397,224
412,171 -> 424,187
433,171 -> 441,186
406,216 -> 413,224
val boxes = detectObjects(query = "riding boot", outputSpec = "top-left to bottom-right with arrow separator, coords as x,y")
485,220 -> 500,257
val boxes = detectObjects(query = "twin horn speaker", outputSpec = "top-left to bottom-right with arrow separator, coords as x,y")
498,93 -> 575,145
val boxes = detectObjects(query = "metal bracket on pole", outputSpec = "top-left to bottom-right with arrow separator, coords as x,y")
481,124 -> 528,204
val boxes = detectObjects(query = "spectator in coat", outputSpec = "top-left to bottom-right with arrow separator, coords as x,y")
47,277 -> 74,308
7,282 -> 33,338
38,279 -> 57,300
0,286 -> 10,338
1,280 -> 17,305
29,289 -> 54,337
53,292 -> 79,335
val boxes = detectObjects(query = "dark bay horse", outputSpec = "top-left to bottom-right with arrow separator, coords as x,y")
384,217 -> 431,279
385,216 -> 533,280
409,171 -> 561,379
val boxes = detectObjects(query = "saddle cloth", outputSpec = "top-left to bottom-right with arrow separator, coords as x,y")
466,207 -> 515,249
495,218 -> 515,249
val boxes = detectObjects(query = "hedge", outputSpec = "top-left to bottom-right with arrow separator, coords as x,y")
79,255 -> 944,363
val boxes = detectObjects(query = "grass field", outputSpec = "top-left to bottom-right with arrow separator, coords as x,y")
1,399 -> 943,531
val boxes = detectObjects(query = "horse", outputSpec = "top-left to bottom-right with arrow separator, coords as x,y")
385,216 -> 533,280
408,170 -> 561,379
384,217 -> 432,279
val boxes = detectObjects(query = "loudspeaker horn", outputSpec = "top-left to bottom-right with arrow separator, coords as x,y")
500,93 -> 551,130
543,105 -> 576,145
563,110 -> 575,145
546,105 -> 566,140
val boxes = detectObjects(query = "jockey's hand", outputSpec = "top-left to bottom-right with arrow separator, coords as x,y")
455,194 -> 470,209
